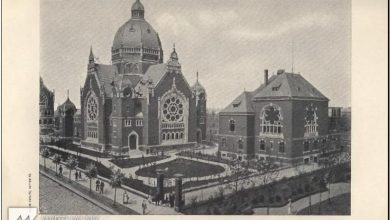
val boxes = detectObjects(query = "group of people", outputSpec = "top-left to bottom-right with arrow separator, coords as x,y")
149,192 -> 176,208
74,170 -> 83,181
95,179 -> 105,194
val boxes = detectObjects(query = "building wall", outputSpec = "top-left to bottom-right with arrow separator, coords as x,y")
290,100 -> 329,158
253,100 -> 293,160
218,114 -> 255,157
147,71 -> 197,146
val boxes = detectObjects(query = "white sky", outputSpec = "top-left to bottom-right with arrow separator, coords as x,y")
40,0 -> 351,109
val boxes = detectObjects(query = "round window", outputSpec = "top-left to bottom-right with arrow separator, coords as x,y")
162,95 -> 184,122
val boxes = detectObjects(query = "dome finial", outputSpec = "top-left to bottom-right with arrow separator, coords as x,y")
196,71 -> 199,82
67,89 -> 69,99
173,43 -> 176,52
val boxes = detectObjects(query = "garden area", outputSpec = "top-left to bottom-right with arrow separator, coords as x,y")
177,150 -> 231,165
297,193 -> 351,215
40,146 -> 155,196
109,155 -> 170,168
182,162 -> 351,215
135,158 -> 225,178
43,139 -> 111,158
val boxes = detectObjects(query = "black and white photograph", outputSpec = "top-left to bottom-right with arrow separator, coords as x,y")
37,0 -> 354,215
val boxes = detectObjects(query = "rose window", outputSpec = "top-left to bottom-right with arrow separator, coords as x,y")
87,96 -> 98,121
162,96 -> 184,122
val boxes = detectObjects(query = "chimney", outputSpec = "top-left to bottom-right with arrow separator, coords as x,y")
264,69 -> 269,85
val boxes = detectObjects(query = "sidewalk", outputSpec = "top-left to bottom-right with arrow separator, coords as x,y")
252,182 -> 351,215
39,156 -> 179,215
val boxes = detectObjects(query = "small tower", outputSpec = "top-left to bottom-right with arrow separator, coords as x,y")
88,46 -> 96,73
192,72 -> 207,143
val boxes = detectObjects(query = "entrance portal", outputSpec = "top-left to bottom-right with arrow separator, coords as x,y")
129,134 -> 137,150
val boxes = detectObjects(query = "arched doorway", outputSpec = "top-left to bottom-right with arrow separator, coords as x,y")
128,132 -> 138,150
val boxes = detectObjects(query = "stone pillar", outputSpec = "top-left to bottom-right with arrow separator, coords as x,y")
156,169 -> 165,201
174,174 -> 184,212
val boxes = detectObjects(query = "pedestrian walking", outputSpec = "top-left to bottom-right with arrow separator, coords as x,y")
123,191 -> 128,204
142,200 -> 147,214
78,171 -> 82,179
100,181 -> 105,194
288,198 -> 292,215
96,179 -> 100,192
75,171 -> 78,181
59,165 -> 63,176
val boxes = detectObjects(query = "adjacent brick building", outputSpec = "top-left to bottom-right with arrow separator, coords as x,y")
219,69 -> 340,164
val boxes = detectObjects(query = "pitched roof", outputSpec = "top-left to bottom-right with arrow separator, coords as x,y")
113,74 -> 142,90
143,63 -> 168,86
95,64 -> 118,96
220,75 -> 278,114
221,91 -> 255,113
253,72 -> 328,101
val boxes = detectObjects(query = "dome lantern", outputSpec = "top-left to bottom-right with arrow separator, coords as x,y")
131,0 -> 145,19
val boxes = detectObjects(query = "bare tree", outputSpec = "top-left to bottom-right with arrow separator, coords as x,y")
228,160 -> 250,193
256,160 -> 280,215
52,154 -> 62,175
111,168 -> 125,206
41,147 -> 51,170
66,155 -> 79,182
85,163 -> 98,193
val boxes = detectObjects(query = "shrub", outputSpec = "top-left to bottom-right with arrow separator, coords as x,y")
275,195 -> 282,203
259,195 -> 265,203
213,206 -> 221,215
298,187 -> 304,194
251,198 -> 258,205
269,196 -> 274,204
304,183 -> 310,192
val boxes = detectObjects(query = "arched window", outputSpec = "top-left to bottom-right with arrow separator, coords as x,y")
303,141 -> 310,152
238,139 -> 243,149
260,104 -> 283,136
229,119 -> 235,132
175,133 -> 179,139
167,133 -> 170,140
279,142 -> 285,153
180,132 -> 184,139
162,133 -> 166,140
260,140 -> 265,151
304,104 -> 319,136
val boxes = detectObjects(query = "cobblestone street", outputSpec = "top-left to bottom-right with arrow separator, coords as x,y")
39,174 -> 109,215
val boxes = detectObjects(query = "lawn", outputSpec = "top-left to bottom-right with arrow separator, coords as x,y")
135,158 -> 225,178
297,193 -> 351,215
110,155 -> 170,168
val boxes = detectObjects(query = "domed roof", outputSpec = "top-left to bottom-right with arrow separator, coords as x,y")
192,81 -> 206,95
58,97 -> 76,113
112,19 -> 160,51
112,0 -> 161,51
192,72 -> 206,95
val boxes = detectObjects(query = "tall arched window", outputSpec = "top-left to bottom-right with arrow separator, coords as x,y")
229,119 -> 235,132
304,104 -> 318,137
260,104 -> 283,136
